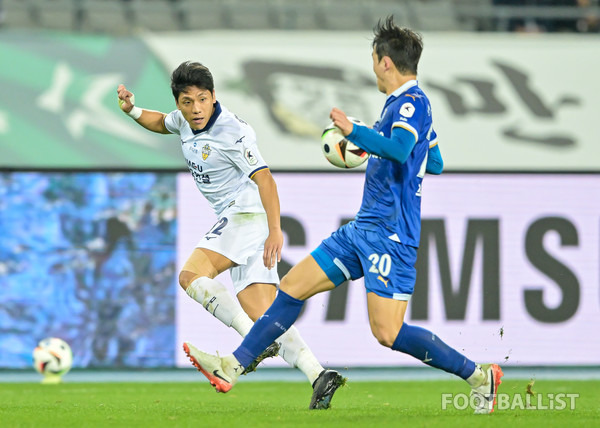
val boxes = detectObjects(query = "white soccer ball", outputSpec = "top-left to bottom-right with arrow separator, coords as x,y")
33,337 -> 73,376
321,117 -> 370,169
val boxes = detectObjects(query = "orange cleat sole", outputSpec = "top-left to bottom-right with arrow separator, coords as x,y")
489,364 -> 504,413
183,343 -> 232,393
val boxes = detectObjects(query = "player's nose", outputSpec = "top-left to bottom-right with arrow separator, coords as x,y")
192,101 -> 203,113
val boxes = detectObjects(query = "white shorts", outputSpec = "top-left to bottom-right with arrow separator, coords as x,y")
197,212 -> 279,294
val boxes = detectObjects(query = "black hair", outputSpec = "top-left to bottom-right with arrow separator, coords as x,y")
170,61 -> 214,100
372,16 -> 423,75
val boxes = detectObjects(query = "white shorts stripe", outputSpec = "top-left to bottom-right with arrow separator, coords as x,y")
333,258 -> 351,281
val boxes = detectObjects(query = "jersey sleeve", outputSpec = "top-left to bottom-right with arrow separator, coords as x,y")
348,124 -> 415,164
222,126 -> 269,179
428,128 -> 439,148
390,95 -> 426,143
426,144 -> 443,174
164,110 -> 184,135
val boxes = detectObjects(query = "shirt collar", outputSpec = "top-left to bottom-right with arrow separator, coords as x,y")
191,101 -> 222,135
387,80 -> 418,101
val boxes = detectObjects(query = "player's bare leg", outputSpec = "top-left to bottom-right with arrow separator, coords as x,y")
279,254 -> 337,299
366,293 -> 408,348
236,282 -> 276,322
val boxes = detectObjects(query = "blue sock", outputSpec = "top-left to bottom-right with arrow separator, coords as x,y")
392,323 -> 476,380
233,290 -> 304,368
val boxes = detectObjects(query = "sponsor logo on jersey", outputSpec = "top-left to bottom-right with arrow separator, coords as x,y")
186,159 -> 202,172
400,102 -> 415,118
202,144 -> 211,161
235,136 -> 245,144
245,148 -> 258,165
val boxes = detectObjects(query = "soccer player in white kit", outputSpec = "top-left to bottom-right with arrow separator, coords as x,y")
117,61 -> 343,409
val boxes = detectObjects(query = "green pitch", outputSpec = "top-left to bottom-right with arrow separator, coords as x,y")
1,380 -> 598,427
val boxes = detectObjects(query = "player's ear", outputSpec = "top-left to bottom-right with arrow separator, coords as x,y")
383,56 -> 394,71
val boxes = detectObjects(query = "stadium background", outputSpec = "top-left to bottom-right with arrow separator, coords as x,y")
1,0 -> 599,378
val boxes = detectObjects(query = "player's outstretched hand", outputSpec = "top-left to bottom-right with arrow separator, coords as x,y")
329,107 -> 353,136
117,84 -> 135,114
263,229 -> 283,270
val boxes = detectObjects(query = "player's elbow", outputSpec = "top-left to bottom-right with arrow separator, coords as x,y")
426,158 -> 443,175
384,143 -> 412,164
394,151 -> 411,165
376,148 -> 409,164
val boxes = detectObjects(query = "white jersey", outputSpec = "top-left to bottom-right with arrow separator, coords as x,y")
164,102 -> 268,216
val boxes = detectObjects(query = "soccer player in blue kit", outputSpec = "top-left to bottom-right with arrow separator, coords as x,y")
184,16 -> 503,413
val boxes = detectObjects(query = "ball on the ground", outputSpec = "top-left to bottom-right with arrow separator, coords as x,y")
33,337 -> 73,379
321,117 -> 369,169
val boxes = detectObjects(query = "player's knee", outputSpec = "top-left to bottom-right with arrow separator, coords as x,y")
179,263 -> 219,290
178,270 -> 197,290
371,324 -> 400,348
279,274 -> 299,297
373,333 -> 395,348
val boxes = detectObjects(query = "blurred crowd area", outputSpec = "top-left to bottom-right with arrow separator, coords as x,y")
0,0 -> 598,34
0,172 -> 177,368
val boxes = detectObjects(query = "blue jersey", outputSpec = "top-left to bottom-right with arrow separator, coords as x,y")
355,80 -> 436,247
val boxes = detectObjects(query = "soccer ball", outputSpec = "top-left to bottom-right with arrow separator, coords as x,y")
33,337 -> 73,378
321,117 -> 369,169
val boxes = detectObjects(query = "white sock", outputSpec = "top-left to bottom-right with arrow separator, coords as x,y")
276,326 -> 324,385
185,277 -> 254,336
222,354 -> 244,384
186,277 -> 323,384
466,364 -> 487,387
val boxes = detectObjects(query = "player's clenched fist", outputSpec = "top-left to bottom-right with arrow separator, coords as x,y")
117,84 -> 135,114
329,107 -> 353,136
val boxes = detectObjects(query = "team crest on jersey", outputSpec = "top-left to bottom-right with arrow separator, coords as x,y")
400,102 -> 415,118
202,144 -> 211,161
244,148 -> 258,165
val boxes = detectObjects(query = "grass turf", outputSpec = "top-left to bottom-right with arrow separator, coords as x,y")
1,379 -> 598,427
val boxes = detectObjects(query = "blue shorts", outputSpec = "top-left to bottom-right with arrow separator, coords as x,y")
311,222 -> 417,300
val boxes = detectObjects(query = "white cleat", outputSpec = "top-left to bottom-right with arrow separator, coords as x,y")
183,342 -> 242,393
471,363 -> 504,414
